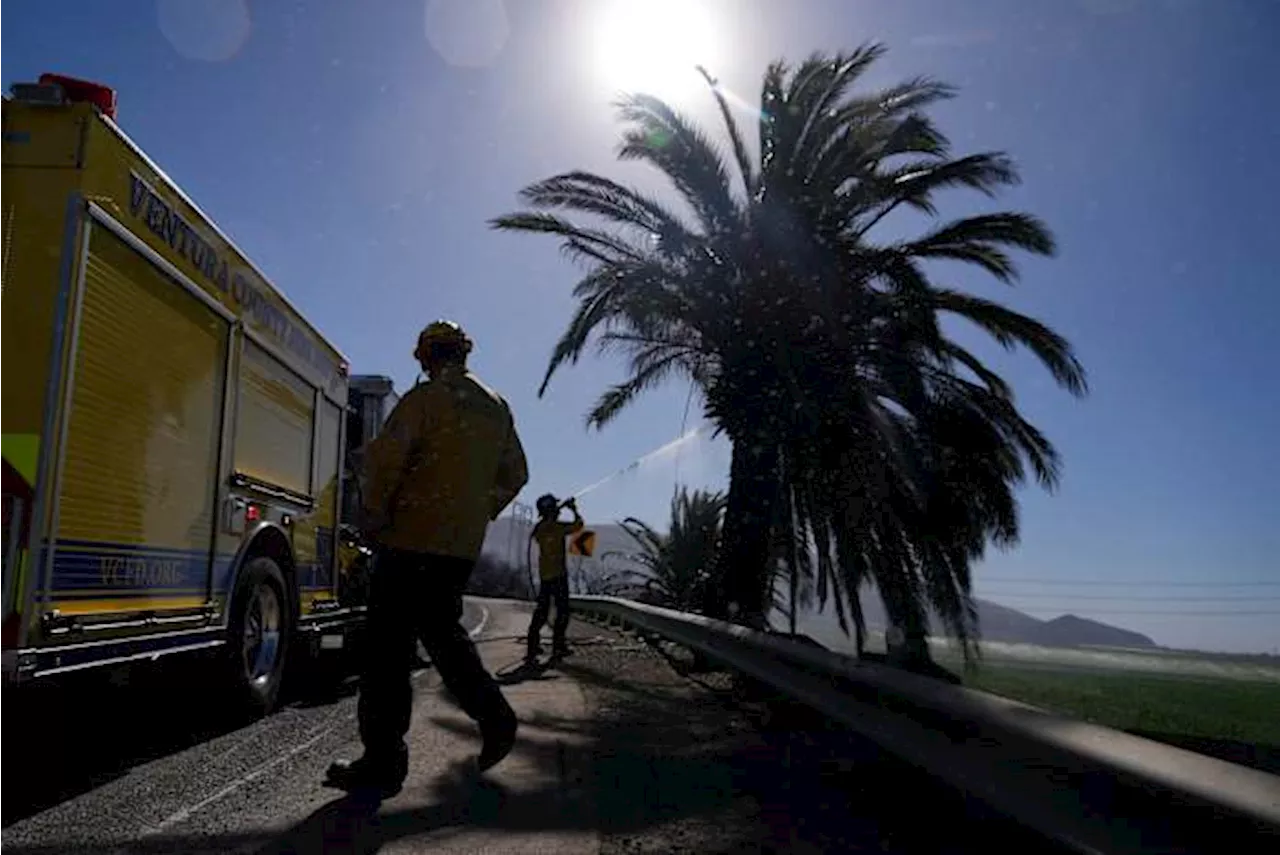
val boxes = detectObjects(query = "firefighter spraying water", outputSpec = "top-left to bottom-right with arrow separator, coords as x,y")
515,425 -> 708,664
524,494 -> 585,664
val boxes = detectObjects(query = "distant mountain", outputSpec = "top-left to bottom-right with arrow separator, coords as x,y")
482,515 -> 1158,650
803,592 -> 1158,650
1028,614 -> 1156,649
970,599 -> 1051,643
803,594 -> 1159,650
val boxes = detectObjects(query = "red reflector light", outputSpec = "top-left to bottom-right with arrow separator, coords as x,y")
2,613 -> 20,650
245,504 -> 261,523
38,72 -> 117,119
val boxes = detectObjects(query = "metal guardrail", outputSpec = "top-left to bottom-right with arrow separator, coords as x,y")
571,595 -> 1280,854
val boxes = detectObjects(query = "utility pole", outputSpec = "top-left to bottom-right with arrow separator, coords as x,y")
510,501 -> 535,599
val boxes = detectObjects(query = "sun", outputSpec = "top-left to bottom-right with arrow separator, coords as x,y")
588,0 -> 722,101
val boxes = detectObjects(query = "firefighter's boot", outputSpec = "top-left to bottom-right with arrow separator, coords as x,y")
477,705 -> 518,773
325,750 -> 408,798
525,640 -> 543,665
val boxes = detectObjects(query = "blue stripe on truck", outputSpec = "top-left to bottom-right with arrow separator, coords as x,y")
44,540 -> 336,597
47,540 -> 234,596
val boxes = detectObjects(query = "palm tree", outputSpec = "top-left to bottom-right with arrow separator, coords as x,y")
492,44 -> 1085,661
569,559 -> 631,596
611,487 -> 810,624
607,488 -> 725,612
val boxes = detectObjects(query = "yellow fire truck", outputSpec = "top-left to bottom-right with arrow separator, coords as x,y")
2,73 -> 383,711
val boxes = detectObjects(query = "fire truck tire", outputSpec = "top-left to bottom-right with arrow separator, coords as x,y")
225,557 -> 294,714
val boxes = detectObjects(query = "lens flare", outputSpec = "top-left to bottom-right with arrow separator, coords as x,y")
156,0 -> 251,63
589,0 -> 722,101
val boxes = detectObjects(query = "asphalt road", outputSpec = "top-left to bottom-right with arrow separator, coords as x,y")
2,600 -> 493,853
2,599 -> 1081,854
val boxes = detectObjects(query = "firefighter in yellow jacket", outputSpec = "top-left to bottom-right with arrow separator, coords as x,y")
327,320 -> 529,797
526,493 -> 584,663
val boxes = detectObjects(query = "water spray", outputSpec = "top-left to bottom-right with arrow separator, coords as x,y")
568,424 -> 710,501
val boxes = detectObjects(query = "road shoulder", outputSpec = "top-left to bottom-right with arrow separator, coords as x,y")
558,621 -> 773,854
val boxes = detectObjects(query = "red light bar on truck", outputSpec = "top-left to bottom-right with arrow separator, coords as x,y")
36,73 -> 117,119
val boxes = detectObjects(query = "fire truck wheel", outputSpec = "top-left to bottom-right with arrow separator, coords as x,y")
226,557 -> 294,714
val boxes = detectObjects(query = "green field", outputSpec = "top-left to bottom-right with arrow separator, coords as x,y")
800,620 -> 1280,770
963,663 -> 1280,772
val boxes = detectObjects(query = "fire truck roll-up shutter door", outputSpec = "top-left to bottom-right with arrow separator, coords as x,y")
52,225 -> 230,619
234,338 -> 316,499
296,398 -> 342,597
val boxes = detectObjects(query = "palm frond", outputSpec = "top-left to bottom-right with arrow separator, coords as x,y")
697,65 -> 757,201
932,289 -> 1088,395
614,93 -> 739,236
489,211 -> 645,265
586,350 -> 690,428
520,171 -> 699,248
903,212 -> 1056,282
853,153 -> 1020,235
787,45 -> 887,169
538,279 -> 618,396
757,59 -> 789,183
932,340 -> 1013,399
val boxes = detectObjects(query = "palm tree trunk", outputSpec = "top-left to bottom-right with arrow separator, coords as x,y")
715,437 -> 777,628
788,564 -> 798,635
901,610 -> 932,668
879,584 -> 934,670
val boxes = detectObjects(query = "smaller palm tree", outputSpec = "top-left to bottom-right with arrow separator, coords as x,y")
607,488 -> 726,612
614,486 -> 819,620
569,558 -> 632,596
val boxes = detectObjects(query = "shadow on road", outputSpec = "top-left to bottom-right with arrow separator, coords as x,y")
1,649 -> 363,827
263,760 -> 597,854
493,657 -> 563,687
5,626 -> 1084,854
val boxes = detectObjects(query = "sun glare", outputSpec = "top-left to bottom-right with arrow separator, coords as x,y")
589,0 -> 721,101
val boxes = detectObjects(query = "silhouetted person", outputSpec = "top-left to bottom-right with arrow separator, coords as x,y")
326,320 -> 529,797
526,494 -> 583,663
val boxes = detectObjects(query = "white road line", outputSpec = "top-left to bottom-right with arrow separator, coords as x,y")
114,721 -> 341,854
114,601 -> 498,852
152,729 -> 331,832
470,603 -> 490,639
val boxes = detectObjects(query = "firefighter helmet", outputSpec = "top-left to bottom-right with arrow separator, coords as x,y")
536,493 -> 559,516
414,320 -> 473,363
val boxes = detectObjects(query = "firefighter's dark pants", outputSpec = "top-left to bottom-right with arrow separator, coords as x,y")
357,547 -> 513,769
527,573 -> 570,653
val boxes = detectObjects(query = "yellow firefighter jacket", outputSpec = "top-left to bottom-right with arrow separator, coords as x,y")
532,517 -> 585,581
362,365 -> 528,560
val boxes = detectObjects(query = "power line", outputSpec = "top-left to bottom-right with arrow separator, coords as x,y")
977,577 -> 1280,587
979,593 -> 1280,602
1002,608 -> 1280,617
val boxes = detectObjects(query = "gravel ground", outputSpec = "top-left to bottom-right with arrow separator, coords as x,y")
557,624 -> 769,853
563,619 -> 1072,854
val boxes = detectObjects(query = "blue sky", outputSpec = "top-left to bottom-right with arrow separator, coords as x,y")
5,0 -> 1278,652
